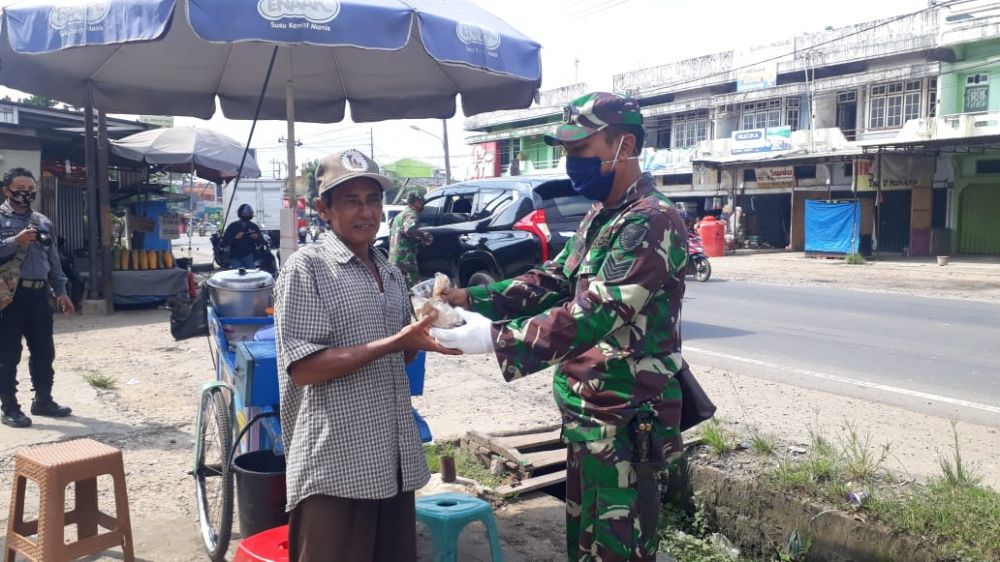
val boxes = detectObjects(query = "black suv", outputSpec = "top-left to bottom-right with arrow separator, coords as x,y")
375,176 -> 591,287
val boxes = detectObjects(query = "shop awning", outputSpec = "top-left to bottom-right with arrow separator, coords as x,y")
692,147 -> 864,168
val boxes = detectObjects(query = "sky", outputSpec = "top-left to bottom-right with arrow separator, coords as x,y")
0,0 -> 928,181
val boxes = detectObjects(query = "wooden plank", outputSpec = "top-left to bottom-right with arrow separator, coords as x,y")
465,430 -> 529,464
522,448 -> 567,470
495,470 -> 567,496
496,429 -> 563,451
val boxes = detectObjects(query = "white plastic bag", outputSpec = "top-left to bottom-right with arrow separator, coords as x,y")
411,273 -> 465,328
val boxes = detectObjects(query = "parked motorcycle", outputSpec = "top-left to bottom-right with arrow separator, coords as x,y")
687,232 -> 712,282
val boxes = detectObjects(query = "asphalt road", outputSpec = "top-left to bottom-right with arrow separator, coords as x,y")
682,280 -> 1000,427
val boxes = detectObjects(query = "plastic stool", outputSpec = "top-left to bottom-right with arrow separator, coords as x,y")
4,438 -> 134,562
233,524 -> 289,562
416,493 -> 503,562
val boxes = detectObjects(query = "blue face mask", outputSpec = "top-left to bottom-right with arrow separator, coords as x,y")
565,137 -> 625,202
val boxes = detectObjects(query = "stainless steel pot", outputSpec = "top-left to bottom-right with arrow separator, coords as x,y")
207,268 -> 274,318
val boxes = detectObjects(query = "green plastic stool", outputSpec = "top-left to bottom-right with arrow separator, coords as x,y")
415,493 -> 503,562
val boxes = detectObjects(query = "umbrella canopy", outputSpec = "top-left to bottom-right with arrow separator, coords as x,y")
110,126 -> 262,182
0,0 -> 542,122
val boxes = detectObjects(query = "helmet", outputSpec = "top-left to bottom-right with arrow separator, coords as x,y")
237,204 -> 254,220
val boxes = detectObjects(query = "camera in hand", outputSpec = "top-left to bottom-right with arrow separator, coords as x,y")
31,226 -> 53,246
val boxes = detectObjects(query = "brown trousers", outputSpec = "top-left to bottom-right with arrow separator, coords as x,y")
288,492 -> 417,562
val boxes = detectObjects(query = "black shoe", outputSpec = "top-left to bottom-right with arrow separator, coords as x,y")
30,399 -> 72,418
1,409 -> 32,428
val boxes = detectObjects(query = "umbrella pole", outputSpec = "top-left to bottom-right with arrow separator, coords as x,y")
280,47 -> 299,259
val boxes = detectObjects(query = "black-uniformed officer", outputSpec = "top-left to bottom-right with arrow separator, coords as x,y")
0,167 -> 74,428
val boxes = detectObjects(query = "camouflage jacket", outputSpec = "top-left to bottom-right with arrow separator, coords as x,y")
388,206 -> 431,272
466,174 -> 688,442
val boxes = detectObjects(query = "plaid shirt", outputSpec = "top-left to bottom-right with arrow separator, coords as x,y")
274,233 -> 429,511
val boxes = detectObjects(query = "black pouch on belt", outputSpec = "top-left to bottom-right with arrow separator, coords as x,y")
630,410 -> 665,541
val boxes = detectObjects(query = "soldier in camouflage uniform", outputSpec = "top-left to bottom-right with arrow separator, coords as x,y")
433,92 -> 687,561
389,192 -> 433,288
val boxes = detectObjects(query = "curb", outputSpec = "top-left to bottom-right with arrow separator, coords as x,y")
682,462 -> 935,562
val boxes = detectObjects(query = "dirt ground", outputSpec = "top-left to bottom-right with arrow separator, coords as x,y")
0,254 -> 997,560
711,251 -> 1000,303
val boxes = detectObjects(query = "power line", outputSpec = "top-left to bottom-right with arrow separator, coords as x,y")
572,0 -> 631,20
635,0 -> 973,99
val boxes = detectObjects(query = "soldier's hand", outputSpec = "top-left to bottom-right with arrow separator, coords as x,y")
441,288 -> 470,309
56,295 -> 75,316
235,232 -> 244,239
14,228 -> 37,246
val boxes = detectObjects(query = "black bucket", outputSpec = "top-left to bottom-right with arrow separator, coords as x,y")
230,413 -> 288,538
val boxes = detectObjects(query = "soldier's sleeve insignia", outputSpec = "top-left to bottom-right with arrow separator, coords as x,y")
618,222 -> 648,253
601,253 -> 635,283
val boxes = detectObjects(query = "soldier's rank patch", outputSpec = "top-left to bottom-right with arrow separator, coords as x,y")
601,253 -> 635,283
618,223 -> 648,252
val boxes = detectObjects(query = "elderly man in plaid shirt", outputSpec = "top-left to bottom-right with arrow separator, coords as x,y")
274,149 -> 459,562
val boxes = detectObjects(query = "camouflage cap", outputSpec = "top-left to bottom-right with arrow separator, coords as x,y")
406,192 -> 426,205
316,149 -> 393,196
543,92 -> 643,146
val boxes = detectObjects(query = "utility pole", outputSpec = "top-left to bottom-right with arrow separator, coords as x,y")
574,58 -> 580,83
369,128 -> 374,160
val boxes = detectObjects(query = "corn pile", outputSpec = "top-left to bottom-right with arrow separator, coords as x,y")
112,248 -> 176,271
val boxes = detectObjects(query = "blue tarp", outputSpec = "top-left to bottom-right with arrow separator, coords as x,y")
805,200 -> 860,255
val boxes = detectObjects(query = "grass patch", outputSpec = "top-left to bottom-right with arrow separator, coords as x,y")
700,418 -> 736,456
423,443 -> 504,488
838,422 -> 891,482
868,422 -> 997,561
844,253 -> 867,265
768,422 -> 890,506
78,369 -> 117,390
871,481 -> 1000,561
747,427 -> 777,456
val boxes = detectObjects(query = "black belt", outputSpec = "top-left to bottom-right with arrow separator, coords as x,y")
19,279 -> 47,290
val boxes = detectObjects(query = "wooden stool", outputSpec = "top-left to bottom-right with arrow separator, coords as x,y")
4,438 -> 134,562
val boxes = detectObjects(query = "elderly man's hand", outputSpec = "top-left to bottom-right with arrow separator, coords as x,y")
430,309 -> 494,355
399,311 -> 462,356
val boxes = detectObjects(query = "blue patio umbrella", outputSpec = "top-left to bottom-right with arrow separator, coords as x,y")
0,0 -> 542,257
0,0 -> 542,122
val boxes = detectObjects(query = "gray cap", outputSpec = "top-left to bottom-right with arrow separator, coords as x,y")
316,149 -> 393,196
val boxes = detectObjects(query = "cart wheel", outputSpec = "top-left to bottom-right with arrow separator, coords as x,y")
194,389 -> 234,561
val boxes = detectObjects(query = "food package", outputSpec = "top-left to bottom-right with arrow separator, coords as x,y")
411,273 -> 465,328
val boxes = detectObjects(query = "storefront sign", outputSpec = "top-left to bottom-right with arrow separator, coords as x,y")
470,142 -> 500,179
854,155 -> 934,191
126,212 -> 154,234
733,40 -> 790,92
731,126 -> 792,155
755,166 -> 795,187
159,212 -> 181,240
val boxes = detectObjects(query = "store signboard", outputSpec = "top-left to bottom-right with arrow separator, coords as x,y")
159,212 -> 181,240
733,40 -> 789,92
854,155 -> 934,191
755,166 -> 795,187
731,126 -> 792,155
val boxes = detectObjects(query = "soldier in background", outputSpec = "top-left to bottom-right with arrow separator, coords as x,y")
433,93 -> 688,561
388,192 -> 433,289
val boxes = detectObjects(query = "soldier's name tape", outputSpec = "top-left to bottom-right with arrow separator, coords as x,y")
685,346 -> 1000,417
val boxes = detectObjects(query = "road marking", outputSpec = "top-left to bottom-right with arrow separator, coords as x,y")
684,345 -> 1000,417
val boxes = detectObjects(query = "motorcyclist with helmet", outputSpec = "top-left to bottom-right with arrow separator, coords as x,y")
221,204 -> 262,269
